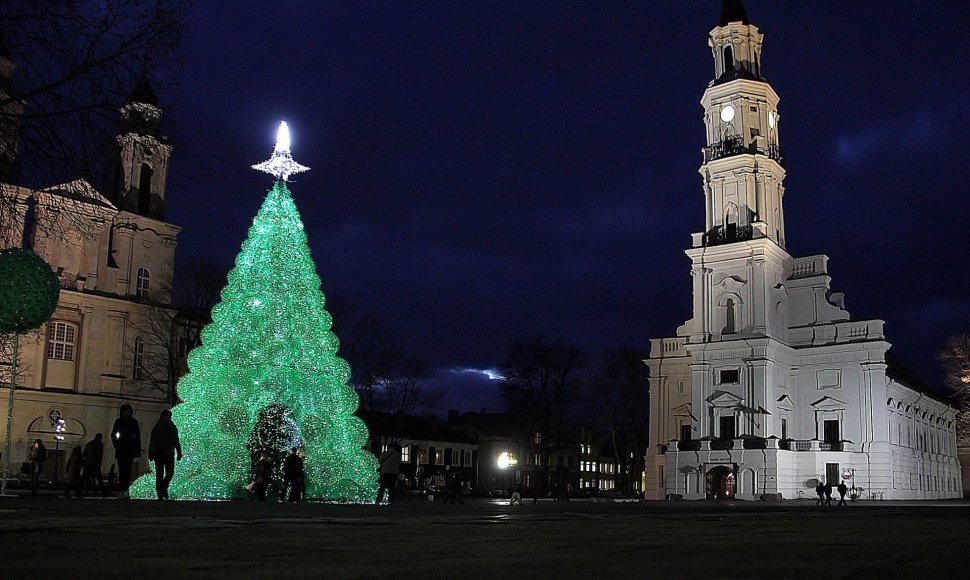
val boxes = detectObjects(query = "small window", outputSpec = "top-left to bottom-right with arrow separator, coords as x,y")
781,418 -> 788,440
47,322 -> 77,361
720,369 -> 740,384
719,416 -> 736,440
400,445 -> 411,463
133,336 -> 145,380
136,268 -> 151,298
680,424 -> 692,441
723,46 -> 734,73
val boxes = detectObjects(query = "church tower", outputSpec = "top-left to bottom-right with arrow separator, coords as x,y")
110,76 -> 172,220
699,0 -> 785,248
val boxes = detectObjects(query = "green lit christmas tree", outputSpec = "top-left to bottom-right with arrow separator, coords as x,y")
130,122 -> 378,502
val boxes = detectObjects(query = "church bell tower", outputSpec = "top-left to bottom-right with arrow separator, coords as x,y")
110,76 -> 172,221
699,0 -> 786,248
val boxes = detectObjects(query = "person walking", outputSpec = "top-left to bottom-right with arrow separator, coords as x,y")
823,481 -> 833,507
64,446 -> 84,499
443,466 -> 465,505
82,433 -> 107,498
814,482 -> 825,506
281,447 -> 305,503
837,480 -> 849,506
148,410 -> 182,500
375,443 -> 402,504
111,404 -> 141,497
27,439 -> 47,495
509,483 -> 522,506
249,454 -> 272,502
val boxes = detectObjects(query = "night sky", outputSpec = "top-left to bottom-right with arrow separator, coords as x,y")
162,1 -> 970,412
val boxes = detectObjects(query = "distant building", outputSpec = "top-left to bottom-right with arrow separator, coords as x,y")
644,1 -> 962,501
0,56 -> 181,481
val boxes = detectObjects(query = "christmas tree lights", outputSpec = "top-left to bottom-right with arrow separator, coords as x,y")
130,122 -> 378,502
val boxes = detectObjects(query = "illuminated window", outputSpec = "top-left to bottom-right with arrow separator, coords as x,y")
136,268 -> 151,298
133,337 -> 145,380
47,322 -> 77,361
418,448 -> 428,464
400,445 -> 411,462
464,450 -> 472,467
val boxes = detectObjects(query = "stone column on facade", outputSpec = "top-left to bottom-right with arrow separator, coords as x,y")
746,358 -> 770,437
689,362 -> 711,437
75,305 -> 95,393
113,225 -> 135,296
101,310 -> 129,393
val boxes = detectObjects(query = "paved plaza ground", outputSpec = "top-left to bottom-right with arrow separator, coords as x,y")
2,494 -> 969,578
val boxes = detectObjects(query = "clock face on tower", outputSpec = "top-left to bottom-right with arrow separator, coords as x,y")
720,105 -> 735,123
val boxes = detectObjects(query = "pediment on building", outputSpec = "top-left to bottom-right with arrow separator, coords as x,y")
671,403 -> 696,420
715,274 -> 747,292
37,179 -> 117,212
707,390 -> 743,408
776,394 -> 795,411
811,396 -> 847,411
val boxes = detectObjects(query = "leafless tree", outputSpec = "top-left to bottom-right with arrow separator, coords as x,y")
500,338 -> 585,493
328,296 -> 440,416
940,334 -> 970,443
127,253 -> 227,403
0,0 -> 187,235
583,347 -> 650,495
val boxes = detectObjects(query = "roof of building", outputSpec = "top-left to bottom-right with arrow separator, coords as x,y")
359,410 -> 477,444
719,0 -> 750,26
885,350 -> 955,407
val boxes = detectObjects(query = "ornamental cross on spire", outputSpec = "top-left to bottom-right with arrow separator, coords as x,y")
252,121 -> 309,181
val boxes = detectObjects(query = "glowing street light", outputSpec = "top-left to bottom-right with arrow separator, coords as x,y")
497,451 -> 510,470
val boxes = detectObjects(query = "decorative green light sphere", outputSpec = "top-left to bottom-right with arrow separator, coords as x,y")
0,248 -> 60,334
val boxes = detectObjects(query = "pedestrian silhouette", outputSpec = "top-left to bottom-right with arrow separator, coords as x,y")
837,480 -> 848,506
249,454 -> 272,501
111,404 -> 141,497
64,445 -> 84,499
375,443 -> 401,504
148,409 -> 182,500
27,439 -> 47,495
509,483 -> 522,506
814,482 -> 824,506
82,433 -> 107,498
443,465 -> 465,505
281,447 -> 305,503
823,481 -> 833,507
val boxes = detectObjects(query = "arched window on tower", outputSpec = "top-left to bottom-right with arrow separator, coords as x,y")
723,45 -> 735,73
133,336 -> 145,380
136,267 -> 151,298
725,203 -> 739,239
725,298 -> 737,334
138,163 -> 153,214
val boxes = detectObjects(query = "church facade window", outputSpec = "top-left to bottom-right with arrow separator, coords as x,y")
723,45 -> 734,73
133,336 -> 146,380
47,322 -> 77,361
136,268 -> 151,298
138,163 -> 153,214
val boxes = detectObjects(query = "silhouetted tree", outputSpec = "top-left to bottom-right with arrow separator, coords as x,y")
501,338 -> 585,493
940,334 -> 970,443
583,347 -> 649,495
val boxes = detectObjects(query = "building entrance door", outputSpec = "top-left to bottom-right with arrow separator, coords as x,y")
705,465 -> 736,500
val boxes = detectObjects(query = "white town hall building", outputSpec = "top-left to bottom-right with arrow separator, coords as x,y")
644,1 -> 962,501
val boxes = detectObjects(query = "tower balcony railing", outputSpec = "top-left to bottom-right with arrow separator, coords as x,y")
704,136 -> 784,166
702,224 -> 753,247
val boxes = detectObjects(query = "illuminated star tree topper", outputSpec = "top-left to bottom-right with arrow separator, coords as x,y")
129,122 -> 377,502
252,120 -> 310,181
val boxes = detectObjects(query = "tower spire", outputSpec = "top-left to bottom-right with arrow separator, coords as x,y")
719,0 -> 750,26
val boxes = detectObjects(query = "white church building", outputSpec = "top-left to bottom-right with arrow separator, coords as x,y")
0,55 -> 181,481
644,1 -> 962,501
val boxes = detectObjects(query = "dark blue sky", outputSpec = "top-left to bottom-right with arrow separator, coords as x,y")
163,1 -> 970,411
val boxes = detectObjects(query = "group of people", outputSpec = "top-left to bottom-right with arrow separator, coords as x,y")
247,447 -> 306,503
815,480 -> 850,507
23,404 -> 182,500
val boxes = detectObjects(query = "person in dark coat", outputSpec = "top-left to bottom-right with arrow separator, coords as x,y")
250,454 -> 272,502
281,447 -> 305,503
814,482 -> 825,506
443,466 -> 465,505
837,480 -> 849,506
111,404 -> 141,496
27,439 -> 47,495
64,445 -> 84,499
148,410 -> 182,500
823,481 -> 833,507
375,443 -> 401,504
82,433 -> 107,498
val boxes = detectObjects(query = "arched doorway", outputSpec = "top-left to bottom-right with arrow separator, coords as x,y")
706,465 -> 736,500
